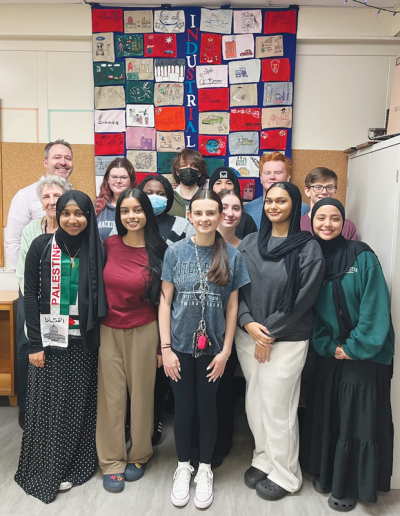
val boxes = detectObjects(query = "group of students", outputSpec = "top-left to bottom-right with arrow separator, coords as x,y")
14,149 -> 394,513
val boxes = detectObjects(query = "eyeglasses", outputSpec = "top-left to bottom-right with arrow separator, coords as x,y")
309,185 -> 337,193
109,175 -> 130,182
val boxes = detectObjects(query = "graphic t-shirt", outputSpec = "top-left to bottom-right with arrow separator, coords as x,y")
161,236 -> 250,355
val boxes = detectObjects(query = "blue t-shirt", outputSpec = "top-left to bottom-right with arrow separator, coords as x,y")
161,236 -> 250,355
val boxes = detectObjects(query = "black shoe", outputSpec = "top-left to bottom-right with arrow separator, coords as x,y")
244,466 -> 268,489
152,418 -> 163,446
18,410 -> 25,431
328,495 -> 357,512
313,475 -> 331,494
256,478 -> 289,501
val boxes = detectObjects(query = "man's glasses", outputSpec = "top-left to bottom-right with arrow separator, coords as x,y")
309,185 -> 337,193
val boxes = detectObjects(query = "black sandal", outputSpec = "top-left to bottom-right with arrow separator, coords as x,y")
313,475 -> 331,494
328,495 -> 357,512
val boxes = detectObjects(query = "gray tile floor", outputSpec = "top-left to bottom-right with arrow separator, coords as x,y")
0,398 -> 399,516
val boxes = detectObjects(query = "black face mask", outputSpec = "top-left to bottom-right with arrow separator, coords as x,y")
179,167 -> 199,186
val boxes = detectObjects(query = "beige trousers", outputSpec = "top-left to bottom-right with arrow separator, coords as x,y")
235,325 -> 308,493
96,321 -> 159,475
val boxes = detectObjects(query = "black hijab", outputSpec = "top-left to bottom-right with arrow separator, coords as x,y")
311,198 -> 371,340
258,182 -> 313,312
56,191 -> 107,353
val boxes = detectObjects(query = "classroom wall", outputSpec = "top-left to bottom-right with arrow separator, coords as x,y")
1,4 -> 400,285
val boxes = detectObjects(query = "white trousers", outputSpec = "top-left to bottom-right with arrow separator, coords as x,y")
235,325 -> 308,493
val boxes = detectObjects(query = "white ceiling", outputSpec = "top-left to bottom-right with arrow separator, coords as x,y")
0,0 -> 398,7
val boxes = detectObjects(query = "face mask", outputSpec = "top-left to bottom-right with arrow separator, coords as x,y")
148,194 -> 167,216
179,167 -> 199,187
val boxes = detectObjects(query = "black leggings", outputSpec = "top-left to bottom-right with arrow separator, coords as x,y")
171,351 -> 221,464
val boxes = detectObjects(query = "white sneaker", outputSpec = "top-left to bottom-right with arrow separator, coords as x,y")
171,461 -> 194,507
58,481 -> 73,491
194,464 -> 213,509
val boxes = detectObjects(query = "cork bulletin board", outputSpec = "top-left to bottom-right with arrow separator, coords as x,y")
2,143 -> 96,224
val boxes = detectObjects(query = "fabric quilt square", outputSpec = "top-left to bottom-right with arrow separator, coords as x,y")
233,10 -> 262,34
126,81 -> 154,104
222,34 -> 254,60
92,9 -> 123,33
124,11 -> 153,33
200,33 -> 222,65
264,10 -> 297,35
263,82 -> 293,106
204,157 -> 226,177
126,127 -> 156,150
144,34 -> 177,58
196,65 -> 228,89
95,133 -> 125,155
126,104 -> 155,127
229,132 -> 259,155
94,110 -> 126,133
93,33 -> 115,63
154,10 -> 185,33
239,178 -> 256,201
230,108 -> 261,132
126,58 -> 154,81
198,135 -> 227,157
230,84 -> 258,107
95,86 -> 125,109
155,106 -> 185,131
154,83 -> 184,106
127,150 -> 157,172
229,156 -> 260,177
93,63 -> 125,86
155,59 -> 185,83
157,152 -> 178,174
200,8 -> 233,35
256,35 -> 283,58
260,129 -> 288,150
198,88 -> 229,112
262,106 -> 292,129
228,59 -> 261,84
261,58 -> 291,82
157,131 -> 185,152
95,155 -> 124,175
115,35 -> 144,58
199,112 -> 230,135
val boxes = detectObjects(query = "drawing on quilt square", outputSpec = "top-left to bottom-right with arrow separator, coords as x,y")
230,84 -> 258,107
126,127 -> 156,150
196,65 -> 228,88
154,83 -> 184,106
199,112 -> 230,135
154,10 -> 185,33
95,86 -> 125,109
263,82 -> 293,106
126,104 -> 155,127
157,131 -> 185,152
95,133 -> 125,156
155,58 -> 185,83
144,34 -> 177,58
126,58 -> 154,81
228,156 -> 260,177
200,8 -> 233,35
95,155 -> 124,175
256,35 -> 283,58
198,135 -> 227,157
262,107 -> 292,129
228,59 -> 261,84
94,110 -> 126,133
230,108 -> 261,132
198,88 -> 230,112
229,132 -> 259,155
93,63 -> 125,86
115,34 -> 144,57
92,9 -> 123,33
200,33 -> 222,64
126,81 -> 154,104
233,10 -> 262,34
93,33 -> 115,63
222,34 -> 254,60
127,150 -> 157,172
124,10 -> 153,33
260,129 -> 288,150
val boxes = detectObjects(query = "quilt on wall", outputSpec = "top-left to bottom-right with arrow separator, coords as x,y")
92,6 -> 298,200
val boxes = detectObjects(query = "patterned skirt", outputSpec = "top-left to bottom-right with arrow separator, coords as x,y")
15,338 -> 98,504
300,356 -> 393,503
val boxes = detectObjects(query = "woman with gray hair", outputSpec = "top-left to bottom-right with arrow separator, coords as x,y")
15,175 -> 72,429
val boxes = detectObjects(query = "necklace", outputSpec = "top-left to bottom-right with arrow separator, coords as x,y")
63,243 -> 80,268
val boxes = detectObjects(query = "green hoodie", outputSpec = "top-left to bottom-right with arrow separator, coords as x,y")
313,250 -> 394,365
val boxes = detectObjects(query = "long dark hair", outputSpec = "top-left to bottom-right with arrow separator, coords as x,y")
116,189 -> 167,305
95,158 -> 137,215
218,188 -> 243,208
189,189 -> 230,287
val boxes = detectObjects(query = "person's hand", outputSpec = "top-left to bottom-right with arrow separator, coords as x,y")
29,351 -> 45,368
157,354 -> 163,368
206,352 -> 229,382
162,349 -> 181,381
254,343 -> 273,363
244,322 -> 275,348
334,346 -> 343,359
338,347 -> 352,360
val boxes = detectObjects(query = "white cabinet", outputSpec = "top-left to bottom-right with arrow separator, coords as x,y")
347,136 -> 400,487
